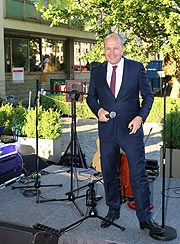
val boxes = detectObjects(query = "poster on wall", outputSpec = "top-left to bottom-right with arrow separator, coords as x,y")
12,67 -> 24,83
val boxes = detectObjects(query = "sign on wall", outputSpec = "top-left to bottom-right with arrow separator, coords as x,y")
12,67 -> 24,84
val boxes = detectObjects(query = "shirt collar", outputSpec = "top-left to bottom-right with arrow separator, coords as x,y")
108,57 -> 124,70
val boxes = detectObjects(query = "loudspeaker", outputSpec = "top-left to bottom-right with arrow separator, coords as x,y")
66,80 -> 84,102
21,154 -> 49,176
0,220 -> 58,244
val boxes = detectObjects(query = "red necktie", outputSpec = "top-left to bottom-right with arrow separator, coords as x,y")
110,66 -> 117,96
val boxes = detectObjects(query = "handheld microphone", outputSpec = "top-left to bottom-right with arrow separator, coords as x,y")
38,58 -> 49,69
105,111 -> 116,119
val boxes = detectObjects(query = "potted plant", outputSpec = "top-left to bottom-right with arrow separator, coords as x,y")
19,106 -> 62,163
0,103 -> 62,164
160,106 -> 180,178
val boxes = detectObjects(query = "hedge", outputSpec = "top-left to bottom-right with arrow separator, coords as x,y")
41,95 -> 180,123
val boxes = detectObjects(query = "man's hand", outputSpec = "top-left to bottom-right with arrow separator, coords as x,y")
98,108 -> 109,122
128,116 -> 143,134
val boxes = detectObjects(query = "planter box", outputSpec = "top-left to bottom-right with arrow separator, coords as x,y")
17,137 -> 61,164
160,147 -> 180,178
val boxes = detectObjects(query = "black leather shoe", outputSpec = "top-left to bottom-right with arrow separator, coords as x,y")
140,218 -> 164,235
101,211 -> 120,228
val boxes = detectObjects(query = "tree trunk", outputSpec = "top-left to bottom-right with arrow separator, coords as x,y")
170,77 -> 180,98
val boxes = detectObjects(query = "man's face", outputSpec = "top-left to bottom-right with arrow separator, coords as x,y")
104,35 -> 124,65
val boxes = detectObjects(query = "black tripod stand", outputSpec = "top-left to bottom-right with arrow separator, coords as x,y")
12,59 -> 63,202
39,90 -> 88,216
59,91 -> 88,169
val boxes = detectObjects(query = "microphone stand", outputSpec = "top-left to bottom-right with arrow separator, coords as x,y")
34,178 -> 125,234
59,180 -> 125,233
150,81 -> 177,240
12,60 -> 63,202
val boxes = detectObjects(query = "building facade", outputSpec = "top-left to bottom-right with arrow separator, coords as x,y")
0,0 -> 95,104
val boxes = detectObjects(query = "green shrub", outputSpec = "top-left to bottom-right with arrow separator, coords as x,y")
0,103 -> 26,135
0,104 -> 14,133
39,108 -> 62,139
22,106 -> 62,139
41,95 -> 55,110
146,97 -> 180,123
42,95 -> 180,122
161,106 -> 180,149
41,94 -> 96,118
2,96 -> 180,142
11,103 -> 27,135
0,103 -> 62,139
21,107 -> 37,138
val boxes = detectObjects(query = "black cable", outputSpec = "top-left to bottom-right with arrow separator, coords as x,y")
21,189 -> 41,197
164,186 -> 180,198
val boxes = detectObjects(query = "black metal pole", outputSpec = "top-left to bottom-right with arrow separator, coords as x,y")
150,82 -> 177,241
38,93 -> 85,216
11,62 -> 63,195
35,79 -> 41,203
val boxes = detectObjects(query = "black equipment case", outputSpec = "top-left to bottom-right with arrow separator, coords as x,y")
0,144 -> 22,185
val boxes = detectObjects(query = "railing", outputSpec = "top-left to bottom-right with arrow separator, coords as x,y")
5,0 -> 49,23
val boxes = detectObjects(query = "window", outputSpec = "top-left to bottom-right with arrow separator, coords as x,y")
29,39 -> 41,72
4,36 -> 65,73
74,41 -> 92,66
42,39 -> 64,72
4,38 -> 11,73
12,39 -> 28,70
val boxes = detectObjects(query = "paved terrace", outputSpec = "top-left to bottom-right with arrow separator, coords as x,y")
60,118 -> 162,168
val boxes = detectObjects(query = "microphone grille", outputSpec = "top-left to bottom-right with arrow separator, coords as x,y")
110,111 -> 116,118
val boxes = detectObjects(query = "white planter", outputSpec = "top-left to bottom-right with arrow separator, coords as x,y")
160,147 -> 180,178
17,137 -> 61,164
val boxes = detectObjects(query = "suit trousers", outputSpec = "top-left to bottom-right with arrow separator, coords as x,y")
100,127 -> 152,222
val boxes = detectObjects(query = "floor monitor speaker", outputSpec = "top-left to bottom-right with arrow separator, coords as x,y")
21,154 -> 49,176
0,220 -> 58,244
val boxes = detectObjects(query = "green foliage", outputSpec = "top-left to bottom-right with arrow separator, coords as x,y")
36,0 -> 91,29
0,103 -> 62,139
41,94 -> 71,115
82,41 -> 105,64
146,97 -> 180,123
36,0 -> 180,71
40,94 -> 56,110
0,104 -> 13,132
11,103 -> 27,135
41,94 -> 96,119
22,106 -> 62,139
22,107 -> 37,138
161,106 -> 180,149
41,94 -> 180,124
2,95 -> 180,147
0,103 -> 26,135
39,108 -> 62,139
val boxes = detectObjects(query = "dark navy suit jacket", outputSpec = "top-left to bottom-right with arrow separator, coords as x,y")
86,58 -> 154,142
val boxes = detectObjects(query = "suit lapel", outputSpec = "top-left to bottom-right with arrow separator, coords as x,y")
97,59 -> 130,99
116,58 -> 129,98
98,62 -> 111,91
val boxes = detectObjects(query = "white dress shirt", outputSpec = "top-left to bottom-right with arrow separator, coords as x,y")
106,58 -> 124,98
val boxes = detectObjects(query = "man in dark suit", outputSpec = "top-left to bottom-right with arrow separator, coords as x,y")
86,33 -> 164,237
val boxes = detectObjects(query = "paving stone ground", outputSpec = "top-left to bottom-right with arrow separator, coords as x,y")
60,118 -> 162,167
